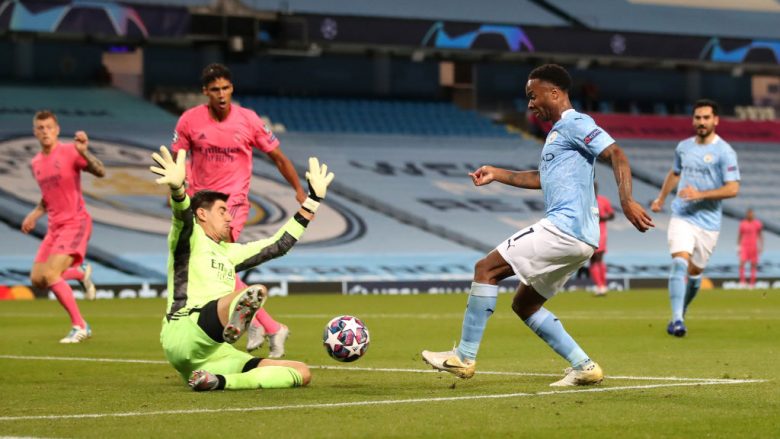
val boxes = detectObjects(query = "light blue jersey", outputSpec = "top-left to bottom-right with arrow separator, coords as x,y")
671,135 -> 740,231
540,110 -> 615,247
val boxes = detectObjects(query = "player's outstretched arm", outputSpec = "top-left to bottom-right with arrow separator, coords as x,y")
651,169 -> 680,212
599,143 -> 654,232
150,146 -> 187,201
267,148 -> 307,204
470,165 -> 541,189
232,157 -> 335,271
74,131 -> 106,177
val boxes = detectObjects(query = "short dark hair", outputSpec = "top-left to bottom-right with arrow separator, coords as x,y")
528,64 -> 572,92
201,63 -> 232,88
191,190 -> 229,213
33,110 -> 58,124
693,99 -> 719,116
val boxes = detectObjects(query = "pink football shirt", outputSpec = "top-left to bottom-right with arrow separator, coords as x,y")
597,195 -> 614,232
171,104 -> 279,198
739,219 -> 762,250
30,142 -> 89,225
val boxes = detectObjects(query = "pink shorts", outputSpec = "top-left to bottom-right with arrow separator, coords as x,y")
35,216 -> 93,266
741,247 -> 758,264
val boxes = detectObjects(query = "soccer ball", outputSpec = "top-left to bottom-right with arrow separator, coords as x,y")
322,315 -> 370,362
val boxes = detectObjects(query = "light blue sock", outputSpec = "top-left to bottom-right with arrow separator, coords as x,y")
669,257 -> 688,322
455,282 -> 498,361
683,274 -> 702,316
524,307 -> 590,369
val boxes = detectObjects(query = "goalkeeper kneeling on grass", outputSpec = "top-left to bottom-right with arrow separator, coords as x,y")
150,146 -> 334,391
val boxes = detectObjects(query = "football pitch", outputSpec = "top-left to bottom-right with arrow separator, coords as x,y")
1,289 -> 778,438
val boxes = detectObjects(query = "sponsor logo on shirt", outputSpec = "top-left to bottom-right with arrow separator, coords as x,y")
583,128 -> 602,145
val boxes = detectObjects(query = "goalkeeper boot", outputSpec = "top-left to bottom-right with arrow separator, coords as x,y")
267,324 -> 290,359
189,370 -> 219,391
666,320 -> 687,338
246,321 -> 266,352
421,349 -> 476,379
550,362 -> 603,387
80,263 -> 97,301
223,285 -> 267,344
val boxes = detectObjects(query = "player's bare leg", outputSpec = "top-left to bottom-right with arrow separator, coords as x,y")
513,284 -> 602,387
31,254 -> 91,343
422,250 -> 511,379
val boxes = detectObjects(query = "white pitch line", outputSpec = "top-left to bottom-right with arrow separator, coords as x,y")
0,355 -> 761,383
0,379 -> 764,422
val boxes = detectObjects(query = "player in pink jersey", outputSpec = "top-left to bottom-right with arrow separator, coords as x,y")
21,110 -> 105,343
590,182 -> 614,296
172,63 -> 306,358
738,208 -> 763,288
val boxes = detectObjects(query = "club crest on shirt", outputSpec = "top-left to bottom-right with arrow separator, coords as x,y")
703,153 -> 714,163
583,128 -> 602,145
545,131 -> 558,145
171,130 -> 178,144
262,123 -> 272,134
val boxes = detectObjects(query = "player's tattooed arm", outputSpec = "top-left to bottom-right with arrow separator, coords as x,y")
74,131 -> 106,177
21,199 -> 46,234
599,143 -> 655,232
470,166 -> 541,189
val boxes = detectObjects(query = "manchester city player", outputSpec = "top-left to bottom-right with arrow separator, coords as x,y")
422,64 -> 654,386
651,99 -> 740,337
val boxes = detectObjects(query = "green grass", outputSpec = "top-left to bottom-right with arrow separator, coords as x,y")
1,289 -> 778,438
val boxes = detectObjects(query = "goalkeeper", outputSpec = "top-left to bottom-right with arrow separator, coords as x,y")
151,146 -> 334,391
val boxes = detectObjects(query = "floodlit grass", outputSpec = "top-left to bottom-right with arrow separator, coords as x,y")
1,289 -> 778,438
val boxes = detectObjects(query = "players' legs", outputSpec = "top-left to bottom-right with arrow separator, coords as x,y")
190,356 -> 311,391
739,258 -> 747,286
683,261 -> 704,316
456,250 -> 514,361
218,284 -> 267,343
512,284 -> 592,371
589,251 -> 606,295
750,258 -> 758,287
31,254 -> 88,331
668,251 -> 689,324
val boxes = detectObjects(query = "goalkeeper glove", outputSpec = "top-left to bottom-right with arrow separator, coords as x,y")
150,146 -> 187,197
302,156 -> 335,213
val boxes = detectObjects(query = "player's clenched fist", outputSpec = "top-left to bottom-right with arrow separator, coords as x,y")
301,156 -> 335,213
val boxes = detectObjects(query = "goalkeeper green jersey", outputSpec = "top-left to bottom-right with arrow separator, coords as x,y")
164,195 -> 305,321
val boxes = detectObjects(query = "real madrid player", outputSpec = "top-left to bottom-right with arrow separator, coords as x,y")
651,99 -> 740,337
422,64 -> 654,386
22,110 -> 103,343
151,145 -> 333,391
172,63 -> 306,357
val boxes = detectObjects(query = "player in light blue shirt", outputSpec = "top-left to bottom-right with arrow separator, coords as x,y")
422,64 -> 654,386
652,99 -> 740,337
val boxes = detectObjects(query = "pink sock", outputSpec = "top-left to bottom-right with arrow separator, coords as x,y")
62,267 -> 84,281
590,263 -> 604,288
50,279 -> 86,328
739,264 -> 746,284
751,265 -> 757,285
253,308 -> 281,334
599,261 -> 608,286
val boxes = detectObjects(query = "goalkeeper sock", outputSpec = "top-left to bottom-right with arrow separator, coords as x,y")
683,274 -> 702,316
669,257 -> 688,322
222,366 -> 304,390
524,307 -> 590,369
456,282 -> 497,362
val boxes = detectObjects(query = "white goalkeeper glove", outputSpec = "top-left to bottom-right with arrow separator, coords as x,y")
150,146 -> 186,197
302,156 -> 335,213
